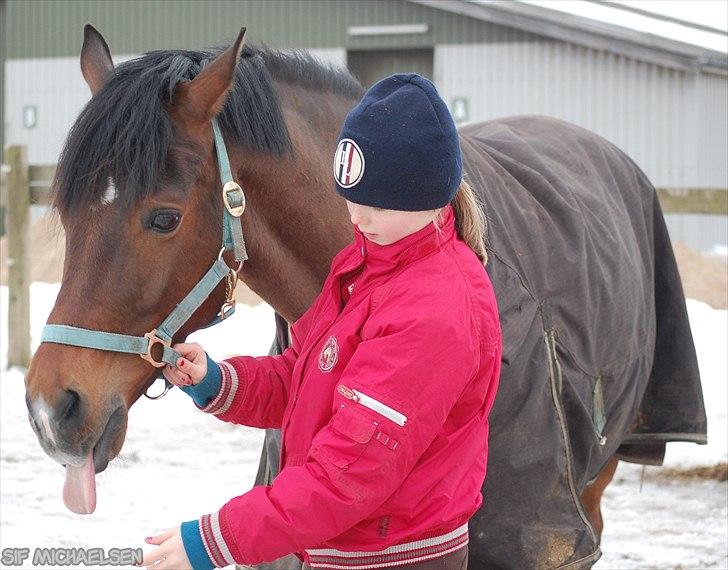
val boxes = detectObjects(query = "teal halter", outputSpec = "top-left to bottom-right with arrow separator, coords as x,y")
40,118 -> 247,398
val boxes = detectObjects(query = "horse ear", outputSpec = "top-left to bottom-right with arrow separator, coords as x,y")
81,24 -> 114,95
173,28 -> 247,124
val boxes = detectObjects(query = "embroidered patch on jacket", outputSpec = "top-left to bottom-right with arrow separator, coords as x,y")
318,336 -> 339,373
334,138 -> 364,188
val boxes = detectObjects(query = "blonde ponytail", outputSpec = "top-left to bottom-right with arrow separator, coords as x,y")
434,179 -> 488,266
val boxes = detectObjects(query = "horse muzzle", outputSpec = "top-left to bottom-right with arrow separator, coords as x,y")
26,391 -> 127,514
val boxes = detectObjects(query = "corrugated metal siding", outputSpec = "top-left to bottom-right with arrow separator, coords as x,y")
4,47 -> 345,165
664,213 -> 728,252
696,74 -> 728,188
4,0 -> 533,58
1,0 -> 6,164
5,56 -> 130,164
435,40 -> 725,190
4,0 -> 725,252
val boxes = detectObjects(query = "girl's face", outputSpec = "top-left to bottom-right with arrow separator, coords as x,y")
346,200 -> 440,246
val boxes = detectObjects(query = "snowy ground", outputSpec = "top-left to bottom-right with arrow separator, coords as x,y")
0,284 -> 726,569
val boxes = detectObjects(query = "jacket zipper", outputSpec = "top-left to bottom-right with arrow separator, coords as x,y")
338,385 -> 407,426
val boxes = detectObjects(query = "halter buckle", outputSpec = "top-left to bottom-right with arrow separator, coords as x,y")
222,181 -> 246,217
140,329 -> 171,368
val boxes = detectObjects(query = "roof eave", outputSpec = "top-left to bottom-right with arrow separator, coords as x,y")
409,0 -> 728,74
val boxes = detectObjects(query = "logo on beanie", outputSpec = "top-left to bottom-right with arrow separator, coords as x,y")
318,336 -> 339,373
334,139 -> 365,188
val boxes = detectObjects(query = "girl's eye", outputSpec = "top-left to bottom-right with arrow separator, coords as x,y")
150,211 -> 181,233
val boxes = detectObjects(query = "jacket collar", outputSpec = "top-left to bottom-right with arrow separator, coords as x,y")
350,204 -> 456,270
326,205 -> 456,312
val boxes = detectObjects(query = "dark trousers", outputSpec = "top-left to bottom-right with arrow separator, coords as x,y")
302,545 -> 468,570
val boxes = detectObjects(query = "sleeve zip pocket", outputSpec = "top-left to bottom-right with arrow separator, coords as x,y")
337,385 -> 407,426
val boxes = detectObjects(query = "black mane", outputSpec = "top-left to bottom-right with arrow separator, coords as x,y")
54,44 -> 362,212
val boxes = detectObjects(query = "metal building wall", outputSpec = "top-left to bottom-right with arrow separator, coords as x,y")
3,0 -> 524,164
3,0 -> 726,250
696,73 -> 728,189
435,41 -> 727,190
3,0 -> 531,57
4,47 -> 345,164
435,40 -> 727,249
663,213 -> 727,253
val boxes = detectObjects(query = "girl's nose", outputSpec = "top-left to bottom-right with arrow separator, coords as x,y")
348,204 -> 366,226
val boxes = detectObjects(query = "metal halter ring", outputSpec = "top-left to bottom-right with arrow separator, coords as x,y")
144,379 -> 173,400
218,247 -> 243,273
140,329 -> 171,368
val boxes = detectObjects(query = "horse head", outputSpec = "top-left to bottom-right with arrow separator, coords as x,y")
24,25 -> 345,514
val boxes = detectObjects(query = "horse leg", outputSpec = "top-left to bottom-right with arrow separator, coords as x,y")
580,456 -> 619,538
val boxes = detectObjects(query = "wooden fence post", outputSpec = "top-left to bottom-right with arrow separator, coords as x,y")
6,145 -> 31,369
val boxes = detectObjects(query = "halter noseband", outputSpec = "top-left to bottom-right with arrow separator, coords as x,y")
40,118 -> 247,399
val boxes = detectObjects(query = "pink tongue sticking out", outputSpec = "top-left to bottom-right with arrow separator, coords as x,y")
63,453 -> 97,514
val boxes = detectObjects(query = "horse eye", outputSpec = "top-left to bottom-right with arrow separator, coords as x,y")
150,211 -> 181,233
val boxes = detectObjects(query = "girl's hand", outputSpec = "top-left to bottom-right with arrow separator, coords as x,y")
162,342 -> 208,387
138,527 -> 191,569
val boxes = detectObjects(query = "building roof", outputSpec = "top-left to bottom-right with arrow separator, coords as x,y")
410,0 -> 728,74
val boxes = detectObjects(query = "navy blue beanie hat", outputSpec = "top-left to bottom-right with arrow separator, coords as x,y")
333,73 -> 462,211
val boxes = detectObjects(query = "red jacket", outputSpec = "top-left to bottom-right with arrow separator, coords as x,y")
192,204 -> 501,567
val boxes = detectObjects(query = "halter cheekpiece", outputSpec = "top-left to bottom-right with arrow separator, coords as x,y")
40,119 -> 247,399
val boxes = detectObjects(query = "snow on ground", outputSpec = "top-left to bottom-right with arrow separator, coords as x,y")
0,285 -> 726,569
707,244 -> 728,259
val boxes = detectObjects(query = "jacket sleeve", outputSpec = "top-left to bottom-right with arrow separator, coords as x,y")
179,294 -> 321,429
183,290 -> 500,567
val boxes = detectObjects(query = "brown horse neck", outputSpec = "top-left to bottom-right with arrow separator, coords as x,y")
232,83 -> 359,323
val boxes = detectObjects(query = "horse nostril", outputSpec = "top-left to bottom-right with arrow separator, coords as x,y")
54,389 -> 84,427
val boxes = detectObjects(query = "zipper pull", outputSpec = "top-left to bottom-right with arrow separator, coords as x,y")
337,384 -> 359,402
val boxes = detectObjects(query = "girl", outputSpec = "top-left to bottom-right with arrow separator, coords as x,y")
141,73 -> 501,570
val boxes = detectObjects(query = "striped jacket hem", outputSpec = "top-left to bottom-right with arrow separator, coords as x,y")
304,523 -> 469,569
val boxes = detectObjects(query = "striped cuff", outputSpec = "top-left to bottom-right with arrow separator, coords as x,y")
180,520 -> 214,570
179,354 -> 222,408
197,360 -> 240,416
198,512 -> 237,568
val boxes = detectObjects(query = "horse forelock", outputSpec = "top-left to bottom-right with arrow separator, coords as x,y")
53,42 -> 362,215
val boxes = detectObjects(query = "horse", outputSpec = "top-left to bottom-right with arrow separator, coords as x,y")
24,26 -> 706,569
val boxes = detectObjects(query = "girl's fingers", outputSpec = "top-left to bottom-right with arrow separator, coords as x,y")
161,367 -> 176,385
138,528 -> 187,569
176,357 -> 205,381
145,527 -> 175,543
153,554 -> 190,570
174,369 -> 193,385
138,545 -> 166,567
173,342 -> 203,360
163,365 -> 192,387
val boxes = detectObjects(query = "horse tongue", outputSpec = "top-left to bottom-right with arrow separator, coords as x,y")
63,453 -> 97,514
